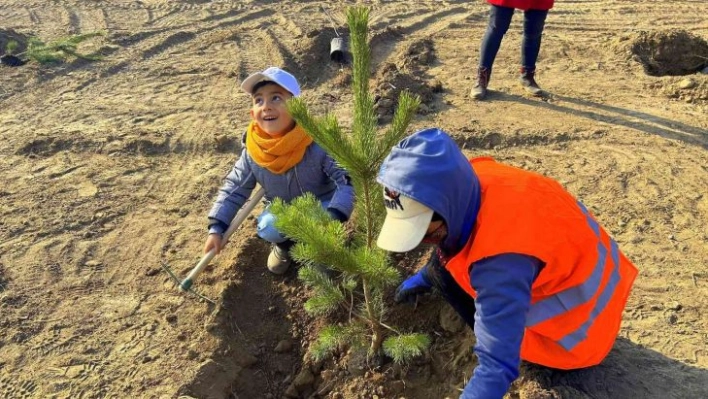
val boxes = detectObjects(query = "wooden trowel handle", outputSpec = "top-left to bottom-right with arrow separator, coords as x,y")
179,187 -> 266,291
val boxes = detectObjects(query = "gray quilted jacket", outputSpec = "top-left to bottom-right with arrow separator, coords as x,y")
207,141 -> 354,233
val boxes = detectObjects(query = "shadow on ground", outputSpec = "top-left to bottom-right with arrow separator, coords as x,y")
180,237 -> 303,399
493,92 -> 708,149
515,337 -> 708,398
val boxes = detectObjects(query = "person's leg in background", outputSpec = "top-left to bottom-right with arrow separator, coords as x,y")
520,8 -> 549,96
472,5 -> 515,100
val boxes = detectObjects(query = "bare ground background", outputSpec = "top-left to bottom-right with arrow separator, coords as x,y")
1,1 -> 707,398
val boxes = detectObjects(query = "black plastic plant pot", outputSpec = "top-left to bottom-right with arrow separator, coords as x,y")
0,54 -> 26,67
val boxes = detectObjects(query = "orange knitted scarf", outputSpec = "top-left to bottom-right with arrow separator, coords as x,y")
245,120 -> 313,174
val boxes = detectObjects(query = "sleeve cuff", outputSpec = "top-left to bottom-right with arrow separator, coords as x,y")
208,220 -> 228,235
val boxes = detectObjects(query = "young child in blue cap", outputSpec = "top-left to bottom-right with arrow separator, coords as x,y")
204,67 -> 354,274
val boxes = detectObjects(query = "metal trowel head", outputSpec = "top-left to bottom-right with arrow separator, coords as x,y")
160,261 -> 216,304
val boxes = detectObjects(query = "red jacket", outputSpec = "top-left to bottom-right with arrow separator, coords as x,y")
487,0 -> 554,11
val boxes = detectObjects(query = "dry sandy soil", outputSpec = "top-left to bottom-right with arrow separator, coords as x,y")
1,1 -> 708,398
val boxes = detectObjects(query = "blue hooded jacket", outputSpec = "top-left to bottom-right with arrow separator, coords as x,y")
377,128 -> 479,253
378,128 -> 541,399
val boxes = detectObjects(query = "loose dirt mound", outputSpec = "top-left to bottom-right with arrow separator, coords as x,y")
373,38 -> 443,122
629,30 -> 708,76
645,75 -> 708,105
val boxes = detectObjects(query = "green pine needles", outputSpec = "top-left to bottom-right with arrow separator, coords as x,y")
270,6 -> 429,365
5,40 -> 19,55
383,333 -> 432,365
25,32 -> 104,64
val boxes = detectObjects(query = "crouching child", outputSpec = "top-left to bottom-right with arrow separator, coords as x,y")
204,67 -> 354,274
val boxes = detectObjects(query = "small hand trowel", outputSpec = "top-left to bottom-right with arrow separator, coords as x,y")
161,187 -> 266,302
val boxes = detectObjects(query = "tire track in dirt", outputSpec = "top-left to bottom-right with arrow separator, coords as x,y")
201,6 -> 243,23
0,154 -> 205,398
95,5 -> 112,31
158,69 -> 242,225
0,375 -> 37,399
4,282 -> 168,397
552,1 -> 708,32
0,6 -> 273,143
130,26 -> 243,148
141,30 -> 196,59
143,2 -> 154,24
64,5 -> 81,34
25,6 -> 40,24
0,4 -> 263,113
231,32 -> 268,85
372,5 -> 470,37
146,6 -> 182,27
99,7 -> 270,77
0,254 -> 112,397
111,5 -> 253,49
142,44 -> 252,147
76,6 -> 110,32
0,6 -> 23,23
88,2 -> 153,31
369,2 -> 428,26
258,26 -> 298,76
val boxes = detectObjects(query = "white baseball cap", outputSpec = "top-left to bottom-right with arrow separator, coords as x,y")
377,187 -> 434,253
240,66 -> 301,97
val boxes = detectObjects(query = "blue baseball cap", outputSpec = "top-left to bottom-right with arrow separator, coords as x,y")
240,66 -> 301,97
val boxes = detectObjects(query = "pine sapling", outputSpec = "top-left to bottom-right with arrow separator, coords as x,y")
18,32 -> 104,65
270,6 -> 429,364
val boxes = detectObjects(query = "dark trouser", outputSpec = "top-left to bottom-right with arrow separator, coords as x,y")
425,251 -> 477,329
479,5 -> 549,73
277,239 -> 295,252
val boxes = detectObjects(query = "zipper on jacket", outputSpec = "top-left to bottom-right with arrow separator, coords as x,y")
293,164 -> 305,195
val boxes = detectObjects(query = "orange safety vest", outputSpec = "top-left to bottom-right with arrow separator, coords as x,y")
445,157 -> 638,370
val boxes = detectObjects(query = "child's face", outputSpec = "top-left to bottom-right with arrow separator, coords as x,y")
250,83 -> 295,136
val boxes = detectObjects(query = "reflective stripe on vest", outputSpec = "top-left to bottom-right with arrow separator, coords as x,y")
525,201 -> 622,352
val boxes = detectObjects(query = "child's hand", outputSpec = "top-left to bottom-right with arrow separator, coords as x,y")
204,234 -> 223,255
